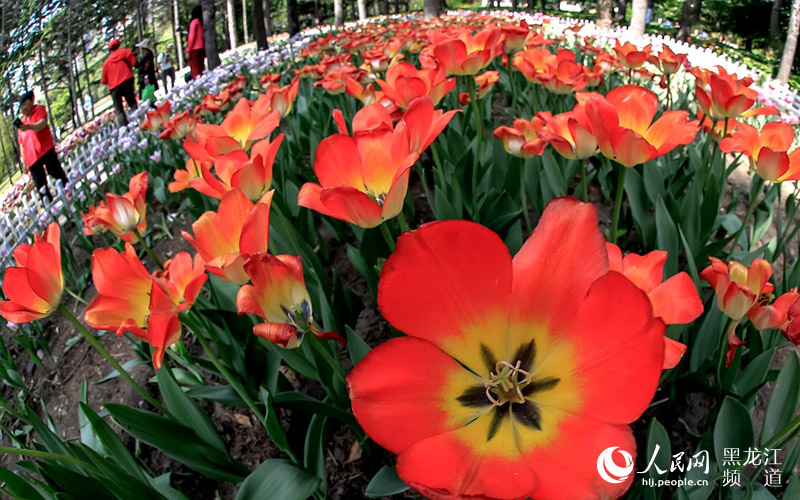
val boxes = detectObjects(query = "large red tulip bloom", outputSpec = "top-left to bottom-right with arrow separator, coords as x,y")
433,27 -> 502,76
376,61 -> 456,109
582,85 -> 699,168
348,197 -> 666,500
0,223 -> 63,323
298,104 -> 420,228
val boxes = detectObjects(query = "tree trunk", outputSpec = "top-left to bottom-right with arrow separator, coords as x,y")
382,0 -> 389,14
423,0 -> 440,19
202,0 -> 222,69
614,0 -> 627,22
264,0 -> 272,37
81,36 -> 95,118
527,0 -> 535,14
394,0 -> 399,14
335,0 -> 344,25
37,44 -> 57,141
287,0 -> 299,34
597,0 -> 612,20
629,0 -> 647,35
676,0 -> 702,42
253,0 -> 267,49
173,0 -> 185,69
65,3 -> 82,128
540,0 -> 545,12
226,0 -> 238,49
779,0 -> 800,83
242,0 -> 249,43
357,0 -> 367,19
772,0 -> 784,38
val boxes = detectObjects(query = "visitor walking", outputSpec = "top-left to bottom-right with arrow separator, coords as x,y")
135,39 -> 159,102
186,5 -> 206,80
15,91 -> 68,202
158,44 -> 176,91
101,39 -> 138,126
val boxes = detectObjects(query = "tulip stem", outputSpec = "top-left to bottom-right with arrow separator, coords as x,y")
341,94 -> 354,124
397,208 -> 409,233
610,164 -> 628,245
581,159 -> 589,202
57,304 -> 168,416
431,141 -> 447,195
506,53 -> 518,116
186,312 -> 300,464
133,228 -> 163,269
519,161 -> 531,234
728,176 -> 765,258
466,77 -> 483,204
379,222 -> 396,252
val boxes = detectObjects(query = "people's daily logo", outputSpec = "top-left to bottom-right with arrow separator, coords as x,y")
596,446 -> 634,484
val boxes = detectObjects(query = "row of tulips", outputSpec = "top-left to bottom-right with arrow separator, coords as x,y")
2,9 -> 800,500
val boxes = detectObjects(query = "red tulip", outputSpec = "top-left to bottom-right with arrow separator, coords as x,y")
581,85 -> 698,167
298,105 -> 420,228
237,253 -> 344,348
493,116 -> 548,158
691,66 -> 779,120
376,61 -> 455,109
349,197 -> 665,500
82,172 -> 149,243
183,189 -> 273,284
720,122 -> 800,182
606,243 -> 703,369
0,223 -> 63,323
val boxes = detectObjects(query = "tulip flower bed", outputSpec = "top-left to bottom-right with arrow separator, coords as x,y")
4,9 -> 800,500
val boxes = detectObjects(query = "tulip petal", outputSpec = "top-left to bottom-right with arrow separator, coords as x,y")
649,273 -> 704,324
378,220 -> 513,371
511,197 -> 607,332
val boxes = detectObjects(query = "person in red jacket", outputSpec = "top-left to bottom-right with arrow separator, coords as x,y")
186,5 -> 206,80
101,39 -> 138,125
15,91 -> 68,202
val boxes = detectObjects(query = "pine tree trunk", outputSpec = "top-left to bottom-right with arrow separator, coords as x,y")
202,0 -> 222,69
173,0 -> 185,69
629,0 -> 647,35
597,0 -> 612,20
677,0 -> 702,42
335,0 -> 344,25
253,0 -> 267,49
357,0 -> 367,19
778,0 -> 800,83
772,0 -> 784,38
615,0 -> 627,22
265,0 -> 272,37
81,36 -> 95,118
242,0 -> 249,43
288,0 -> 300,34
423,0 -> 440,19
226,0 -> 238,49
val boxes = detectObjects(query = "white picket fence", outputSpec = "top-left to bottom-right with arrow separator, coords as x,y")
0,126 -> 116,270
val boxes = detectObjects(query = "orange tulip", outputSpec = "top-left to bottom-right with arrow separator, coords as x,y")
153,252 -> 208,312
499,20 -> 531,53
264,77 -> 300,117
298,104 -> 420,228
432,26 -> 502,76
691,66 -> 779,120
581,85 -> 698,167
141,101 -> 171,131
492,116 -> 548,159
401,97 -> 458,154
720,122 -> 800,182
160,110 -> 197,140
647,45 -> 688,75
539,105 -> 598,160
237,253 -> 345,348
700,256 -> 773,322
514,48 -> 587,94
183,189 -> 273,284
0,223 -> 63,323
82,172 -> 149,243
376,61 -> 455,109
215,98 -> 281,151
606,243 -> 703,369
613,41 -> 651,70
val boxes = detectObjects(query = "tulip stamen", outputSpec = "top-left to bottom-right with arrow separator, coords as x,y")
484,359 -> 531,407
